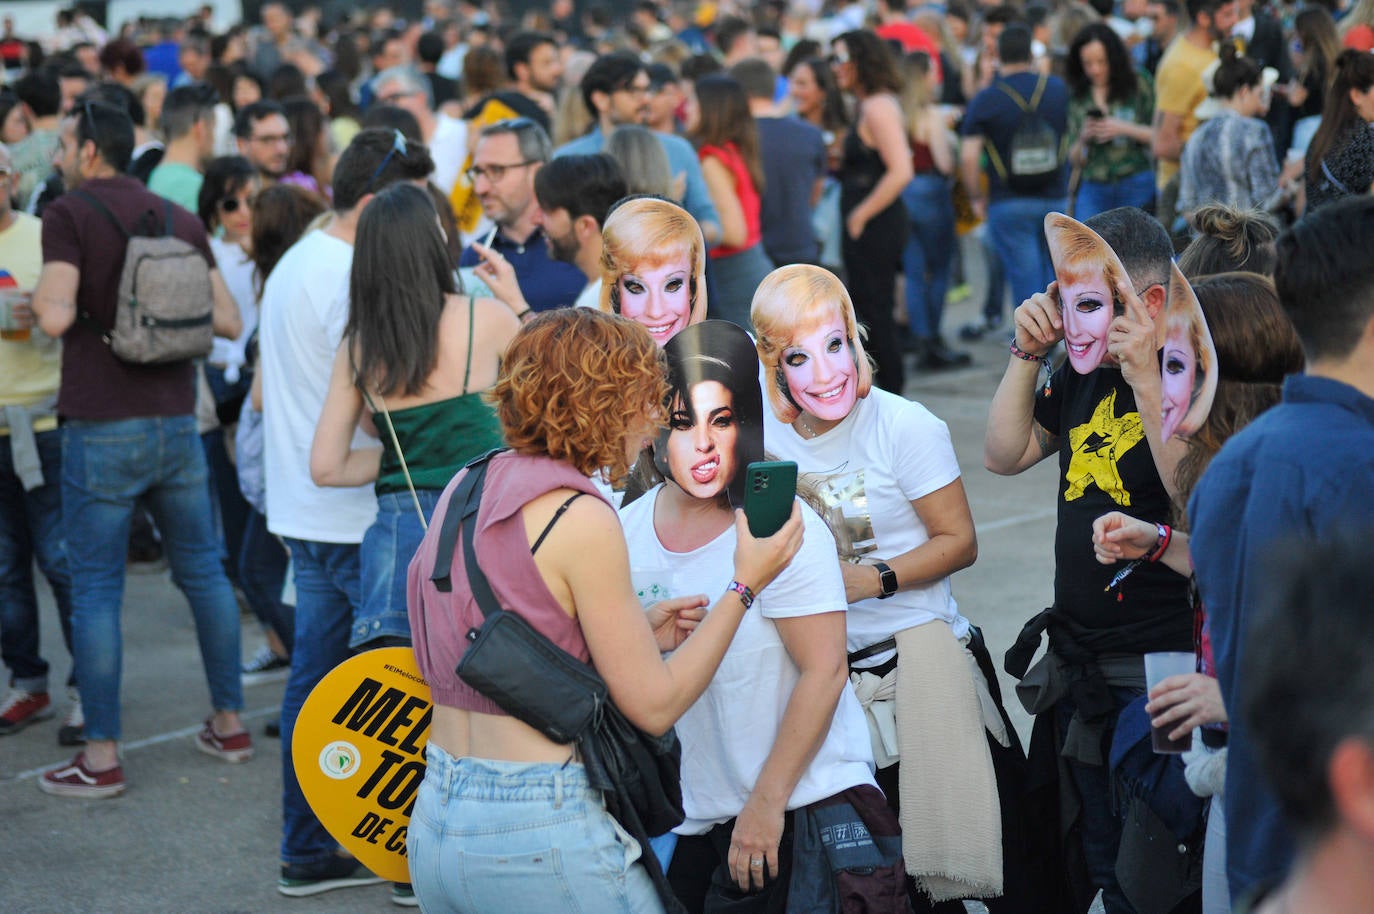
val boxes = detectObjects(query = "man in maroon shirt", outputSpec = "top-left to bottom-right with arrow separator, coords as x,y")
31,98 -> 248,799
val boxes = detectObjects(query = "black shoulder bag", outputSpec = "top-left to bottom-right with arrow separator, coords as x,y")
429,450 -> 686,912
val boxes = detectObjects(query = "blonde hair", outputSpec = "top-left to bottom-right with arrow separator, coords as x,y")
1048,213 -> 1125,298
599,197 -> 708,322
751,264 -> 874,423
605,125 -> 675,198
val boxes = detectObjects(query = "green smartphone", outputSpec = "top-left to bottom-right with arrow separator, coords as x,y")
743,460 -> 798,538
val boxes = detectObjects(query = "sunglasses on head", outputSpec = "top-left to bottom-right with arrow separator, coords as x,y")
365,128 -> 408,194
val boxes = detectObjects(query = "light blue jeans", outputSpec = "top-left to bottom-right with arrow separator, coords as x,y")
354,490 -> 441,649
408,746 -> 664,913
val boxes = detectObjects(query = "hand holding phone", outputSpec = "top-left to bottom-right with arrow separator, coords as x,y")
743,461 -> 798,539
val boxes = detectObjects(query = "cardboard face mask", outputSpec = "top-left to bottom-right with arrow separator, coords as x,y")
600,197 -> 709,348
1159,263 -> 1217,442
1046,213 -> 1137,375
654,321 -> 765,508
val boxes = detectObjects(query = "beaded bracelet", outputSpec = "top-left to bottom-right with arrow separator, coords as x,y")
1144,523 -> 1172,563
1009,342 -> 1050,366
726,581 -> 756,610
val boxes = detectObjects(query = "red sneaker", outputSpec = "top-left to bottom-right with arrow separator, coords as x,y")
0,688 -> 53,735
39,752 -> 126,798
196,718 -> 254,763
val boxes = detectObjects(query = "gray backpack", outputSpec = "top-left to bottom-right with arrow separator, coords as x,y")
75,190 -> 214,364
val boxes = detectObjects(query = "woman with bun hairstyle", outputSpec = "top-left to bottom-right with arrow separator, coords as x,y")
1176,204 -> 1279,277
600,196 -> 708,349
1304,49 -> 1374,212
1177,44 -> 1291,219
754,265 -> 1005,913
1092,272 -> 1303,914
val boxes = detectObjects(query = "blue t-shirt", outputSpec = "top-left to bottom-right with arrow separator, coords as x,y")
962,70 -> 1070,202
1189,374 -> 1374,901
457,225 -> 586,313
756,117 -> 826,267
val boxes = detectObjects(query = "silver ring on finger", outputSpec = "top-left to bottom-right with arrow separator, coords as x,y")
751,857 -> 764,868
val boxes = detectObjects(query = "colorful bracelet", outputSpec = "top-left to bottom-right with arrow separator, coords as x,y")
726,581 -> 756,610
1144,523 -> 1172,563
1009,342 -> 1050,366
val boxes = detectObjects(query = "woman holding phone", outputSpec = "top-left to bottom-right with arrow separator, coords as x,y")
618,319 -> 885,912
753,265 -> 1002,913
405,309 -> 805,914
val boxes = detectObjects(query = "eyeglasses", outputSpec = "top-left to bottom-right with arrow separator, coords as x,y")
365,129 -> 407,193
828,52 -> 851,66
250,131 -> 291,145
613,81 -> 651,97
218,193 -> 256,213
465,160 -> 536,183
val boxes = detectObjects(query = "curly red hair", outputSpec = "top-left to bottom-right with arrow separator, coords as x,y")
491,309 -> 669,483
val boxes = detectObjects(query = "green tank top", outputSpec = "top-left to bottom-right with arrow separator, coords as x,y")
370,297 -> 505,495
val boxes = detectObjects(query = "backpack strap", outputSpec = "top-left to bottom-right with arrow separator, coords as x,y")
71,189 -> 131,239
162,197 -> 175,237
429,447 -> 506,597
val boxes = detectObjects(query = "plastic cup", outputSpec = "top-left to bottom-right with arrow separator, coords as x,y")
1144,651 -> 1196,753
0,289 -> 30,342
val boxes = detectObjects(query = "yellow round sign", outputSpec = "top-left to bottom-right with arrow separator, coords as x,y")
292,647 -> 432,884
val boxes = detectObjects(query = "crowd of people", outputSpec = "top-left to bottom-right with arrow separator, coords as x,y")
2,1 -> 1374,913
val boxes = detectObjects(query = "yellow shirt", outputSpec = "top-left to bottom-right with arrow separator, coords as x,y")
1154,36 -> 1217,187
0,212 -> 62,417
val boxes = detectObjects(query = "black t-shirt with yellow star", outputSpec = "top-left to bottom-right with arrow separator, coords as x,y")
1034,362 -> 1193,655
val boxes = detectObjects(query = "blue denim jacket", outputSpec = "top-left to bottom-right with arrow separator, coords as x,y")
1189,374 -> 1374,901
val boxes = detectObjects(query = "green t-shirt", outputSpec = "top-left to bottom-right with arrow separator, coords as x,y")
147,162 -> 204,215
1068,72 -> 1155,185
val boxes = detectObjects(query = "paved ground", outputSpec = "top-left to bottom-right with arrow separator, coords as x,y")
1,242 -> 1078,913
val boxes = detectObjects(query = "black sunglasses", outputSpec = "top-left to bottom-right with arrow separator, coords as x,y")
218,193 -> 256,213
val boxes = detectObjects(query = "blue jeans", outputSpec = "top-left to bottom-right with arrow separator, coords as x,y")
987,196 -> 1066,317
353,490 -> 441,649
408,746 -> 663,914
279,536 -> 360,866
1074,171 -> 1156,222
202,365 -> 253,580
979,229 -> 1007,323
0,427 -> 74,692
62,416 -> 243,741
1056,688 -> 1143,914
902,174 -> 956,340
239,508 -> 293,652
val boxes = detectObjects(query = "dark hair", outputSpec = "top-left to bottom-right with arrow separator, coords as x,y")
197,155 -> 257,229
1241,528 -> 1374,842
1211,41 -> 1262,98
204,63 -> 234,107
1065,22 -> 1140,104
715,16 -> 754,56
782,38 -> 823,77
80,82 -> 144,130
74,97 -> 135,172
268,63 -> 308,100
534,153 -> 628,224
791,58 -> 849,133
836,30 -> 902,95
680,53 -> 723,83
1084,206 -> 1174,289
983,5 -> 1025,27
690,75 -> 765,193
997,23 -> 1035,65
14,70 -> 61,119
281,95 -> 326,180
1178,205 -> 1279,277
506,30 -> 555,80
360,104 -> 423,140
331,29 -> 365,82
161,82 -> 218,140
428,181 -> 464,266
233,99 -> 286,139
332,127 -> 434,211
347,183 -> 456,397
417,30 -> 445,66
316,70 -> 359,120
1274,195 -> 1374,362
1294,6 -> 1341,87
658,320 -> 765,509
0,91 -> 22,138
581,51 -> 647,118
463,46 -> 506,98
1185,0 -> 1230,22
1306,49 -> 1374,185
1171,273 -> 1303,502
250,183 -> 328,296
98,39 -> 145,78
729,57 -> 776,100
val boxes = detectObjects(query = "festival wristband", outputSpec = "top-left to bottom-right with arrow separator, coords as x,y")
726,581 -> 756,610
1144,523 -> 1172,563
1009,342 -> 1050,365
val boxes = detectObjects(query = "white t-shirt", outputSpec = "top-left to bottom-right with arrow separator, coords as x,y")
259,229 -> 377,543
430,113 -> 468,196
763,388 -> 970,662
619,487 -> 875,834
209,235 -> 258,375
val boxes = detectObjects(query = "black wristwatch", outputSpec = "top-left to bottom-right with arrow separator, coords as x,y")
873,561 -> 898,599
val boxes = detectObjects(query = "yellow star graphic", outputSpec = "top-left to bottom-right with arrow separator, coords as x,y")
1064,389 -> 1144,506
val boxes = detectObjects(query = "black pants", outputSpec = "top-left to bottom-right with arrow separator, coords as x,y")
668,817 -> 795,914
841,202 -> 907,394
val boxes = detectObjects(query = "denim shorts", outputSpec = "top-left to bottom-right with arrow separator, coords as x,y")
407,746 -> 664,914
354,490 -> 441,648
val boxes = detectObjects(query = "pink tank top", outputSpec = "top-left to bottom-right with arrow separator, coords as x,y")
407,451 -> 609,711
